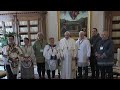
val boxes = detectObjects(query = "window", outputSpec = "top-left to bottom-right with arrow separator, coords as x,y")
18,20 -> 39,45
0,11 -> 47,46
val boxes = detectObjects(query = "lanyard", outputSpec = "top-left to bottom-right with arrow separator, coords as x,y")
78,39 -> 84,50
51,46 -> 54,52
79,39 -> 84,46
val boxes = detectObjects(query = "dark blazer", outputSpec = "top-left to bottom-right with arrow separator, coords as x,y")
90,33 -> 101,56
95,38 -> 114,65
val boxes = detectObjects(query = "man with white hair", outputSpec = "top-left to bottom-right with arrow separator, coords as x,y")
59,31 -> 77,79
76,31 -> 91,79
95,31 -> 114,79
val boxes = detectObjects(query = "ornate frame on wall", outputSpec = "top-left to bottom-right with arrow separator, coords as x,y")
57,11 -> 91,40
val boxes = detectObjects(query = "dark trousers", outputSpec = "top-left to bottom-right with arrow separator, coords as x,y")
47,70 -> 55,79
78,66 -> 88,79
4,64 -> 6,71
98,65 -> 113,79
37,63 -> 45,78
6,65 -> 17,79
90,56 -> 99,79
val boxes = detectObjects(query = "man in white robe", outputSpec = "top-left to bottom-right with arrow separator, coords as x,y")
59,31 -> 77,79
76,31 -> 91,79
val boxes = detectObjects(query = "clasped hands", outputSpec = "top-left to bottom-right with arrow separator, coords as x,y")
23,56 -> 31,61
95,52 -> 106,59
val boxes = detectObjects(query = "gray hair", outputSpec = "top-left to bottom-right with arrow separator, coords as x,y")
64,31 -> 71,36
79,31 -> 85,36
37,32 -> 44,39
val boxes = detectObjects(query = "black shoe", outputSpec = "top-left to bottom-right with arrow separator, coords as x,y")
89,76 -> 95,79
41,76 -> 45,79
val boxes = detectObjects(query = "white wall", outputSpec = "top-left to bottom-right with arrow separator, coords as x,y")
46,11 -> 58,44
46,11 -> 105,42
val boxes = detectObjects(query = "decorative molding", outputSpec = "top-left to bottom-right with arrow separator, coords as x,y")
0,11 -> 47,15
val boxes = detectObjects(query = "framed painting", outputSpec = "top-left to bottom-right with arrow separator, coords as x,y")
57,11 -> 91,40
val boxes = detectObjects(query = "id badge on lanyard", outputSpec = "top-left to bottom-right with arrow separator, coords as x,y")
78,40 -> 83,50
52,53 -> 55,56
100,46 -> 103,50
40,49 -> 44,52
40,44 -> 43,52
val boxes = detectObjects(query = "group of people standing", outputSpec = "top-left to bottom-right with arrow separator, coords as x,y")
2,28 -> 114,79
90,28 -> 114,79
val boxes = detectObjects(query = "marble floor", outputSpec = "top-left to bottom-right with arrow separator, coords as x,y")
18,65 -> 60,79
0,65 -> 60,79
0,66 -> 92,79
0,66 -> 7,79
0,63 -> 118,79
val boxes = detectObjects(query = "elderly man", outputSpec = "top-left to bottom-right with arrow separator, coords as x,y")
95,31 -> 114,79
59,31 -> 77,79
76,31 -> 91,79
33,32 -> 47,79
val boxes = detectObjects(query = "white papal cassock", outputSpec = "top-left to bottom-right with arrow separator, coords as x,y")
59,38 -> 77,79
76,37 -> 91,67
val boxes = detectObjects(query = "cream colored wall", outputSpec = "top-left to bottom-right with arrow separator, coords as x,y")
46,11 -> 58,44
46,11 -> 104,42
91,11 -> 104,34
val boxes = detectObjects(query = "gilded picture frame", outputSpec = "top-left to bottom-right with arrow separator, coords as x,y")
57,11 -> 91,40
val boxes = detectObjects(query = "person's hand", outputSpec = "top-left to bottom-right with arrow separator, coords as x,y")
100,53 -> 106,59
22,57 -> 27,61
95,52 -> 98,56
25,57 -> 31,61
96,54 -> 101,59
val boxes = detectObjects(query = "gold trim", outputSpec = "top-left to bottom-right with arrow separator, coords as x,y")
88,11 -> 91,38
0,11 -> 47,15
57,11 -> 60,40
